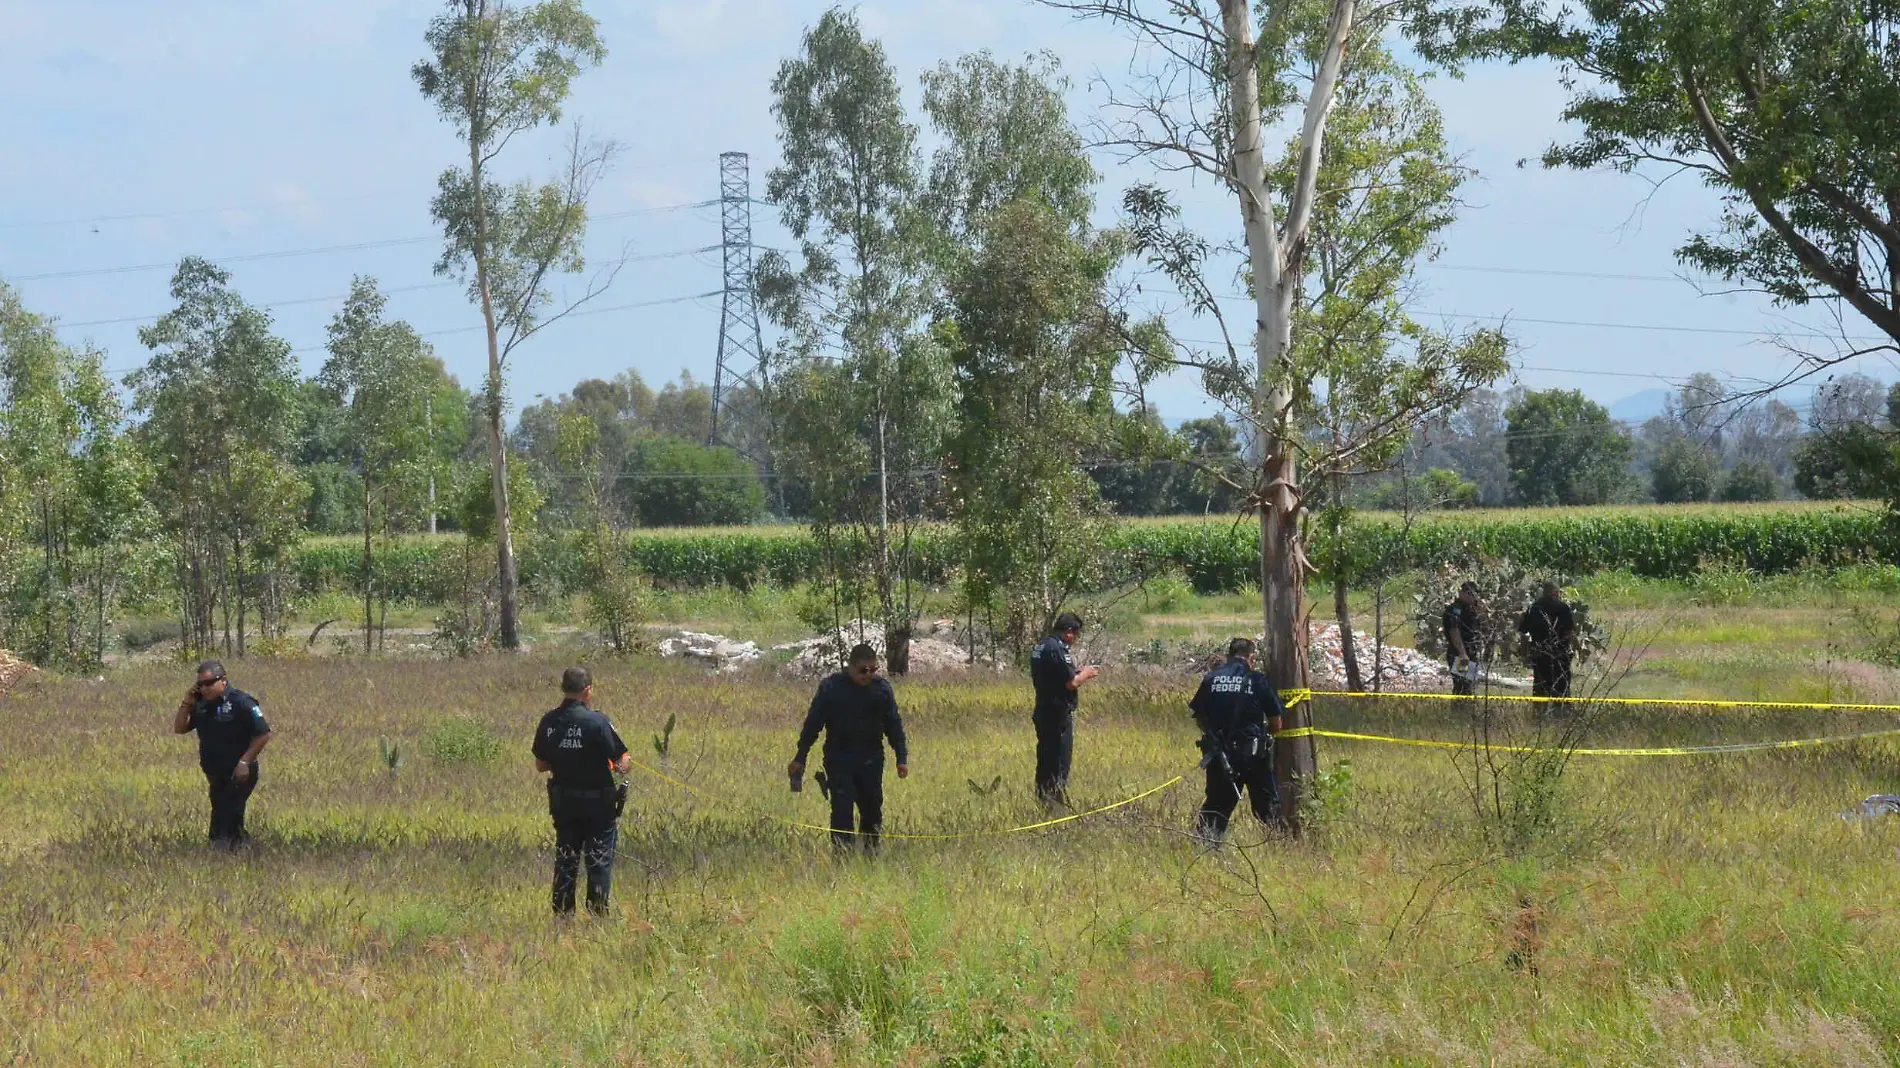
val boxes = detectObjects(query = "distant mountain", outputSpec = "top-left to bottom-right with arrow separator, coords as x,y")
1607,388 -> 1672,424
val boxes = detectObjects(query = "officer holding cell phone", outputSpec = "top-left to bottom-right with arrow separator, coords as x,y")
170,660 -> 273,851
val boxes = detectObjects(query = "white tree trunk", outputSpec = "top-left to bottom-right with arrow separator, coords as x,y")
1220,0 -> 1358,830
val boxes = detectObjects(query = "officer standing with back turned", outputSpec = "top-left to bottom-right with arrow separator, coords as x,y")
1189,638 -> 1287,839
533,667 -> 631,917
1031,612 -> 1099,806
1519,581 -> 1580,699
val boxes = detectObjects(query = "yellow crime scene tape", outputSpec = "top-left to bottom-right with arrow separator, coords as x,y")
624,756 -> 1185,841
619,687 -> 1900,840
1273,688 -> 1900,756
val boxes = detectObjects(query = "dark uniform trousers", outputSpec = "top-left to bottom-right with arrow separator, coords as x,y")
1197,751 -> 1276,837
207,766 -> 259,846
825,753 -> 885,851
1032,712 -> 1074,804
551,789 -> 617,915
1530,654 -> 1573,699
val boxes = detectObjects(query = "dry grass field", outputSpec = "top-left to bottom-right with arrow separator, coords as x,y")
4,652 -> 1900,1065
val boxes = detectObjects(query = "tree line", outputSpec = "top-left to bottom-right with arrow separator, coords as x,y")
7,0 -> 1900,710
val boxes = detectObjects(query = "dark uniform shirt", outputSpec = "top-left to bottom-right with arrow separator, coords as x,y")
1443,601 -> 1483,660
796,673 -> 907,765
1189,658 -> 1285,745
1519,599 -> 1577,657
533,699 -> 629,791
188,688 -> 270,778
1030,634 -> 1078,719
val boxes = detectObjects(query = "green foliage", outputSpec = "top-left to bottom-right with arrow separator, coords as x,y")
129,256 -> 307,655
1718,460 -> 1780,503
1793,424 -> 1898,500
624,438 -> 765,527
1505,390 -> 1633,506
424,717 -> 503,766
1650,437 -> 1720,503
652,712 -> 676,761
1470,0 -> 1900,355
1302,759 -> 1357,833
1410,559 -> 1609,665
378,736 -> 403,773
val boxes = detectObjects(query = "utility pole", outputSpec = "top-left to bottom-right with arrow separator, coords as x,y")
708,151 -> 767,450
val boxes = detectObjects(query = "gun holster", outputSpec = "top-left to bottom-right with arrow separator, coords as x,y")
813,770 -> 831,798
612,781 -> 629,819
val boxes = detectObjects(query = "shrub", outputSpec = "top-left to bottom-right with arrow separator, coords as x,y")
424,717 -> 503,766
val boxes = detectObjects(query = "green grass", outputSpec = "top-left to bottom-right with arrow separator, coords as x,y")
4,654 -> 1900,1064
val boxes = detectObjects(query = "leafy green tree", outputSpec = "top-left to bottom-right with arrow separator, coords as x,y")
1266,43 -> 1509,688
1505,389 -> 1633,506
1465,0 -> 1900,375
1172,416 -> 1248,514
1651,436 -> 1720,503
414,0 -> 612,650
944,198 -> 1125,648
1718,459 -> 1781,502
320,277 -> 437,652
761,8 -> 951,671
624,439 -> 765,527
554,410 -> 648,653
131,257 -> 306,655
514,370 -> 715,526
0,281 -> 154,666
1793,424 -> 1895,499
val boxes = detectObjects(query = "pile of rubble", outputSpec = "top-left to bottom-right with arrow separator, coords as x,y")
656,630 -> 761,674
775,619 -> 988,679
0,649 -> 33,695
1308,622 -> 1449,689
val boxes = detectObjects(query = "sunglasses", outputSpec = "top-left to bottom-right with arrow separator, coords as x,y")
852,664 -> 878,676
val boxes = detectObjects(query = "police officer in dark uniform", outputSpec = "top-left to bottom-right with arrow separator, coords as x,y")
170,659 -> 273,850
532,667 -> 631,917
1189,638 -> 1287,839
1518,581 -> 1579,698
1030,611 -> 1099,806
788,644 -> 909,852
1442,582 -> 1485,696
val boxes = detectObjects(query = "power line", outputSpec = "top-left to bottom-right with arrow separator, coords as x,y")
53,245 -> 721,334
282,288 -> 723,356
1168,287 -> 1891,344
0,192 -> 722,233
7,201 -> 723,283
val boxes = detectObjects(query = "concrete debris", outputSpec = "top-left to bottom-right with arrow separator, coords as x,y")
657,630 -> 761,674
1307,622 -> 1450,689
0,649 -> 32,694
1841,794 -> 1900,821
774,619 -> 991,678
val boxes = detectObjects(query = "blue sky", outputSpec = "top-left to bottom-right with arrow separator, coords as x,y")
2,0 -> 1889,427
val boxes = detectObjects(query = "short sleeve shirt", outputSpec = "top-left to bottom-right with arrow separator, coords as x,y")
532,700 -> 629,791
189,688 -> 270,777
1443,602 -> 1482,658
1030,635 -> 1078,718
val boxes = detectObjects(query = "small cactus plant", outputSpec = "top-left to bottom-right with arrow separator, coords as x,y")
378,736 -> 403,773
966,775 -> 1003,797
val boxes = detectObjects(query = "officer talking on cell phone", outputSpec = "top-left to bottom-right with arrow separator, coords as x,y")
170,659 -> 273,851
533,667 -> 632,918
1189,638 -> 1286,841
